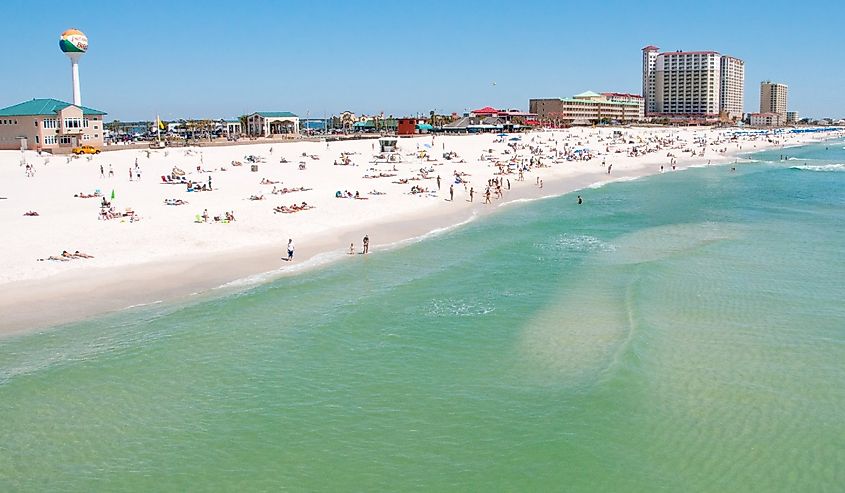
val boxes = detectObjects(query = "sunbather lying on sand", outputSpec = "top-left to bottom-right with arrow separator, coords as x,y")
273,202 -> 315,214
272,186 -> 312,194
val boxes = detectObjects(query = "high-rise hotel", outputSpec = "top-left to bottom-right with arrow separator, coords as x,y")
759,81 -> 788,117
642,46 -> 745,121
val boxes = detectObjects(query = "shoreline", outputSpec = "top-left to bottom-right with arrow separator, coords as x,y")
0,129 -> 838,337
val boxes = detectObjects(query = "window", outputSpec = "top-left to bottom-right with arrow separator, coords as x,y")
36,136 -> 39,144
44,135 -> 56,145
84,119 -> 89,128
63,117 -> 82,129
59,136 -> 72,144
35,120 -> 39,127
43,119 -> 58,129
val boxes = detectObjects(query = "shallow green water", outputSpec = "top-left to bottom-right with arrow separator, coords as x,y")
2,141 -> 844,491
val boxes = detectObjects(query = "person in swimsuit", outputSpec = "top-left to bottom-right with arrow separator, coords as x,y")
286,239 -> 295,261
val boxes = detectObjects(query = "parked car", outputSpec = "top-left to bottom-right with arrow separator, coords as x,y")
72,145 -> 101,155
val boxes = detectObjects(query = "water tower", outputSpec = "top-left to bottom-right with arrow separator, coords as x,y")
59,28 -> 88,106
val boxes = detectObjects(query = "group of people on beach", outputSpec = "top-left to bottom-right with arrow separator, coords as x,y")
273,202 -> 314,214
38,250 -> 94,262
199,209 -> 235,223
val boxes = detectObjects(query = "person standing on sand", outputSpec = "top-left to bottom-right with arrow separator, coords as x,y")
469,187 -> 474,202
449,184 -> 454,201
108,164 -> 114,178
100,164 -> 104,178
363,235 -> 369,254
286,239 -> 295,261
437,175 -> 441,190
129,167 -> 133,181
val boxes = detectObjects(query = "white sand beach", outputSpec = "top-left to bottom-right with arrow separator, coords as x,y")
0,127 -> 835,334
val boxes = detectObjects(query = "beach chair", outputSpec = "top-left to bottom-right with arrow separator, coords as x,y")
161,175 -> 168,183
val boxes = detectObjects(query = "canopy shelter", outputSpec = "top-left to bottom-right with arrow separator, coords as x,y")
246,111 -> 300,137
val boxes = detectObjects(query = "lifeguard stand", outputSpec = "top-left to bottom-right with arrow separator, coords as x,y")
378,137 -> 398,153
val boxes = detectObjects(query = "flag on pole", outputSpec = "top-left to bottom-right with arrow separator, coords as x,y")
157,116 -> 165,130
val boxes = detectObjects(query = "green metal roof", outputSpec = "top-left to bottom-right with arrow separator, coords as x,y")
573,90 -> 602,98
353,119 -> 398,128
0,98 -> 107,116
560,98 -> 639,107
254,111 -> 298,118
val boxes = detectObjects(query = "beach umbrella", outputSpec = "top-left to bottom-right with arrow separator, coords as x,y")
497,133 -> 508,137
111,189 -> 115,200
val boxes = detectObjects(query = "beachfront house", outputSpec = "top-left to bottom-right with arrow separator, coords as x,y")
223,119 -> 242,139
0,98 -> 107,152
749,112 -> 783,127
468,107 -> 537,125
246,111 -> 300,137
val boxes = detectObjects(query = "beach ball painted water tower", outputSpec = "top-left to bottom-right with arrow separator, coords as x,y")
59,28 -> 88,106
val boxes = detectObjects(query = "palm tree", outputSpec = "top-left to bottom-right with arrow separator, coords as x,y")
239,114 -> 248,137
106,119 -> 121,135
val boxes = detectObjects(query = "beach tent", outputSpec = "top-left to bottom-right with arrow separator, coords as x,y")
416,123 -> 434,131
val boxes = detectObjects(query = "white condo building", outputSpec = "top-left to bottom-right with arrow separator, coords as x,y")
643,45 -> 745,121
720,56 -> 745,120
641,46 -> 659,116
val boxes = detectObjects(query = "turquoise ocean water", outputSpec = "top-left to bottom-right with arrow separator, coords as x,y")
1,141 -> 844,491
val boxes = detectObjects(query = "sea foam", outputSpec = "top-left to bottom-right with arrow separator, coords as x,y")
789,163 -> 845,172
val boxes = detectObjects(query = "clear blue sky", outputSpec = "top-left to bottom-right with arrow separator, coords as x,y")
5,0 -> 841,120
